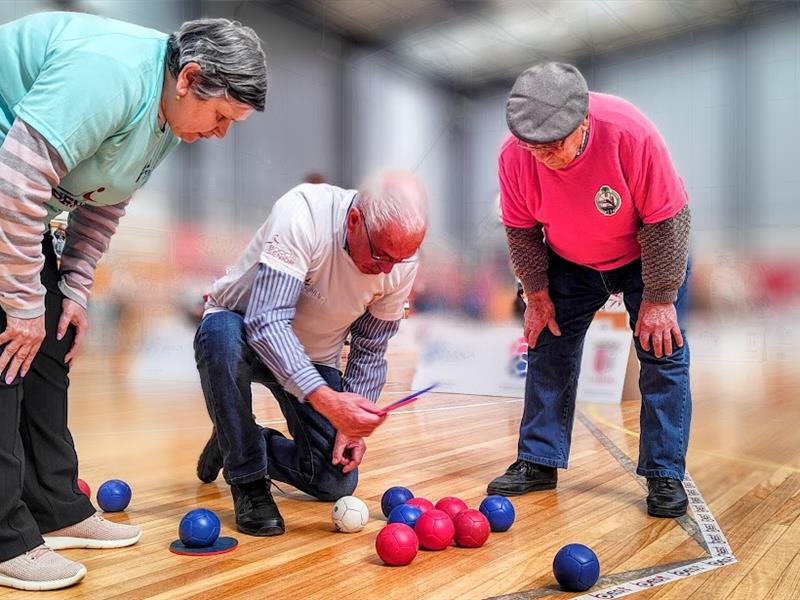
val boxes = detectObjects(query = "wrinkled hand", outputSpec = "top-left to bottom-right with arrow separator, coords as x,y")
523,288 -> 561,349
0,314 -> 45,383
332,432 -> 366,474
634,300 -> 683,358
308,387 -> 387,438
57,298 -> 88,364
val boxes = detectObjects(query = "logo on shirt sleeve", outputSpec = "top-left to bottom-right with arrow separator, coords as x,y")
594,185 -> 622,216
302,276 -> 326,304
52,186 -> 106,210
265,234 -> 298,266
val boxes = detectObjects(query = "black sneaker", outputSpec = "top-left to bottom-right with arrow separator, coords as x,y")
646,477 -> 688,518
196,429 -> 223,484
231,478 -> 285,536
487,459 -> 558,496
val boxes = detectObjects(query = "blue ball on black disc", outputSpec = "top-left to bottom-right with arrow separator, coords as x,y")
553,543 -> 600,592
387,503 -> 423,528
381,486 -> 414,517
479,495 -> 515,532
97,479 -> 132,512
179,509 -> 221,548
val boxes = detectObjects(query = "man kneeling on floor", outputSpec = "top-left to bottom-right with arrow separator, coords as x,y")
194,170 -> 427,536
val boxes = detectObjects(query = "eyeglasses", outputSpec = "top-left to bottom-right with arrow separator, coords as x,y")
363,219 -> 417,265
516,137 -> 567,153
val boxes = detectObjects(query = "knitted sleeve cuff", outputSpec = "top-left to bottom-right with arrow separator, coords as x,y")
505,225 -> 549,294
638,204 -> 691,304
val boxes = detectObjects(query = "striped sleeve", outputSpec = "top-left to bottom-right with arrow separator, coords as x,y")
0,118 -> 67,318
342,311 -> 400,403
244,263 -> 327,401
58,198 -> 130,308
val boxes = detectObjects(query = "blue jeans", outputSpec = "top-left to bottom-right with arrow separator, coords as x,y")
194,310 -> 357,501
519,250 -> 691,480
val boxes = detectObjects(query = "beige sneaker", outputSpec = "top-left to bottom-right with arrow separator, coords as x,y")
0,545 -> 86,591
43,513 -> 142,549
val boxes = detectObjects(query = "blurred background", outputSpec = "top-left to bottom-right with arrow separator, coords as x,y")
2,0 -> 798,388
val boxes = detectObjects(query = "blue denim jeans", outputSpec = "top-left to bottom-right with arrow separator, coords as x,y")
519,250 -> 691,480
194,310 -> 357,501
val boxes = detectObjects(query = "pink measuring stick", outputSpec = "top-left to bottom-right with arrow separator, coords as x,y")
378,384 -> 438,416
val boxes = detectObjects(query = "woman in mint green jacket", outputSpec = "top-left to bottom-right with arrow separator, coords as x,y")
0,12 -> 267,591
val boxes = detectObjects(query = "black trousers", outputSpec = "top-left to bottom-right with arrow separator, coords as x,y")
0,233 -> 94,562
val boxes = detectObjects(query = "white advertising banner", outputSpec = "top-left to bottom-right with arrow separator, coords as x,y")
412,295 -> 632,403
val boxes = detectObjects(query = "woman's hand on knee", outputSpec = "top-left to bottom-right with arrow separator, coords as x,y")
57,298 -> 88,364
0,314 -> 45,382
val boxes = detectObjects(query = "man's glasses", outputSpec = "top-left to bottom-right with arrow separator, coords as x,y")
363,219 -> 417,265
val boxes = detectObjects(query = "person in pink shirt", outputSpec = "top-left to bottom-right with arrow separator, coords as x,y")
488,62 -> 692,518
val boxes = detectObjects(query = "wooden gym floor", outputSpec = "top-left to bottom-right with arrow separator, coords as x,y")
0,316 -> 797,600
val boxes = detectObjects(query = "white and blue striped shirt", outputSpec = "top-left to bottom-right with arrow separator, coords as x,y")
205,183 -> 416,402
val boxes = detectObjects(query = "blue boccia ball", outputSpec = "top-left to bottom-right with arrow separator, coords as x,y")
387,503 -> 423,528
381,486 -> 414,517
479,495 -> 516,532
97,479 -> 132,512
179,509 -> 221,548
553,543 -> 600,592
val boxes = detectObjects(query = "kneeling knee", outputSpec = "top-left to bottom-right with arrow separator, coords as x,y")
315,470 -> 358,502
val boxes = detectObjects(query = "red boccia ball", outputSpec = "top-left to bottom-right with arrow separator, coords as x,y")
376,523 -> 418,566
453,509 -> 491,548
415,509 -> 455,550
77,479 -> 91,498
406,497 -> 435,513
435,496 -> 468,520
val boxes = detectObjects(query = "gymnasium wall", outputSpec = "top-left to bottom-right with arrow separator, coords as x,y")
190,0 -> 346,228
343,48 -> 464,249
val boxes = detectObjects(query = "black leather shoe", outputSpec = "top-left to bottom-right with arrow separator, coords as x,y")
196,429 -> 223,484
646,477 -> 688,518
231,478 -> 285,536
487,459 -> 558,496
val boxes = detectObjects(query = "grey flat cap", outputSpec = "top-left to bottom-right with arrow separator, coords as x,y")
506,62 -> 589,144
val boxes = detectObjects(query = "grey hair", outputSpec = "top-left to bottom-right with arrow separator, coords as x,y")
355,170 -> 428,235
167,18 -> 267,111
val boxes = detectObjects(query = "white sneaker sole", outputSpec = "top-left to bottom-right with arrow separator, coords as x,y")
43,530 -> 142,550
0,565 -> 86,591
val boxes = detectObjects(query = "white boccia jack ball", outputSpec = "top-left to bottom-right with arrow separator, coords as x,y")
331,495 -> 369,533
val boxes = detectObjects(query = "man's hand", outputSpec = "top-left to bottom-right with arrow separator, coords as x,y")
57,298 -> 88,364
332,432 -> 366,474
635,300 -> 683,358
308,386 -> 387,438
523,288 -> 561,349
0,314 -> 45,383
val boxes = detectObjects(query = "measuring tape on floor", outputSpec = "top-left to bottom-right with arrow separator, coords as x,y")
572,473 -> 737,599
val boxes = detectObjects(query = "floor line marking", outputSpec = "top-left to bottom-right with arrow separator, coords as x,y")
486,411 -> 737,599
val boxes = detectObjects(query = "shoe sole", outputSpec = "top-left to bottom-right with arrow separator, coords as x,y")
43,530 -> 142,550
486,481 -> 557,496
236,524 -> 285,537
0,565 -> 86,591
647,504 -> 688,519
